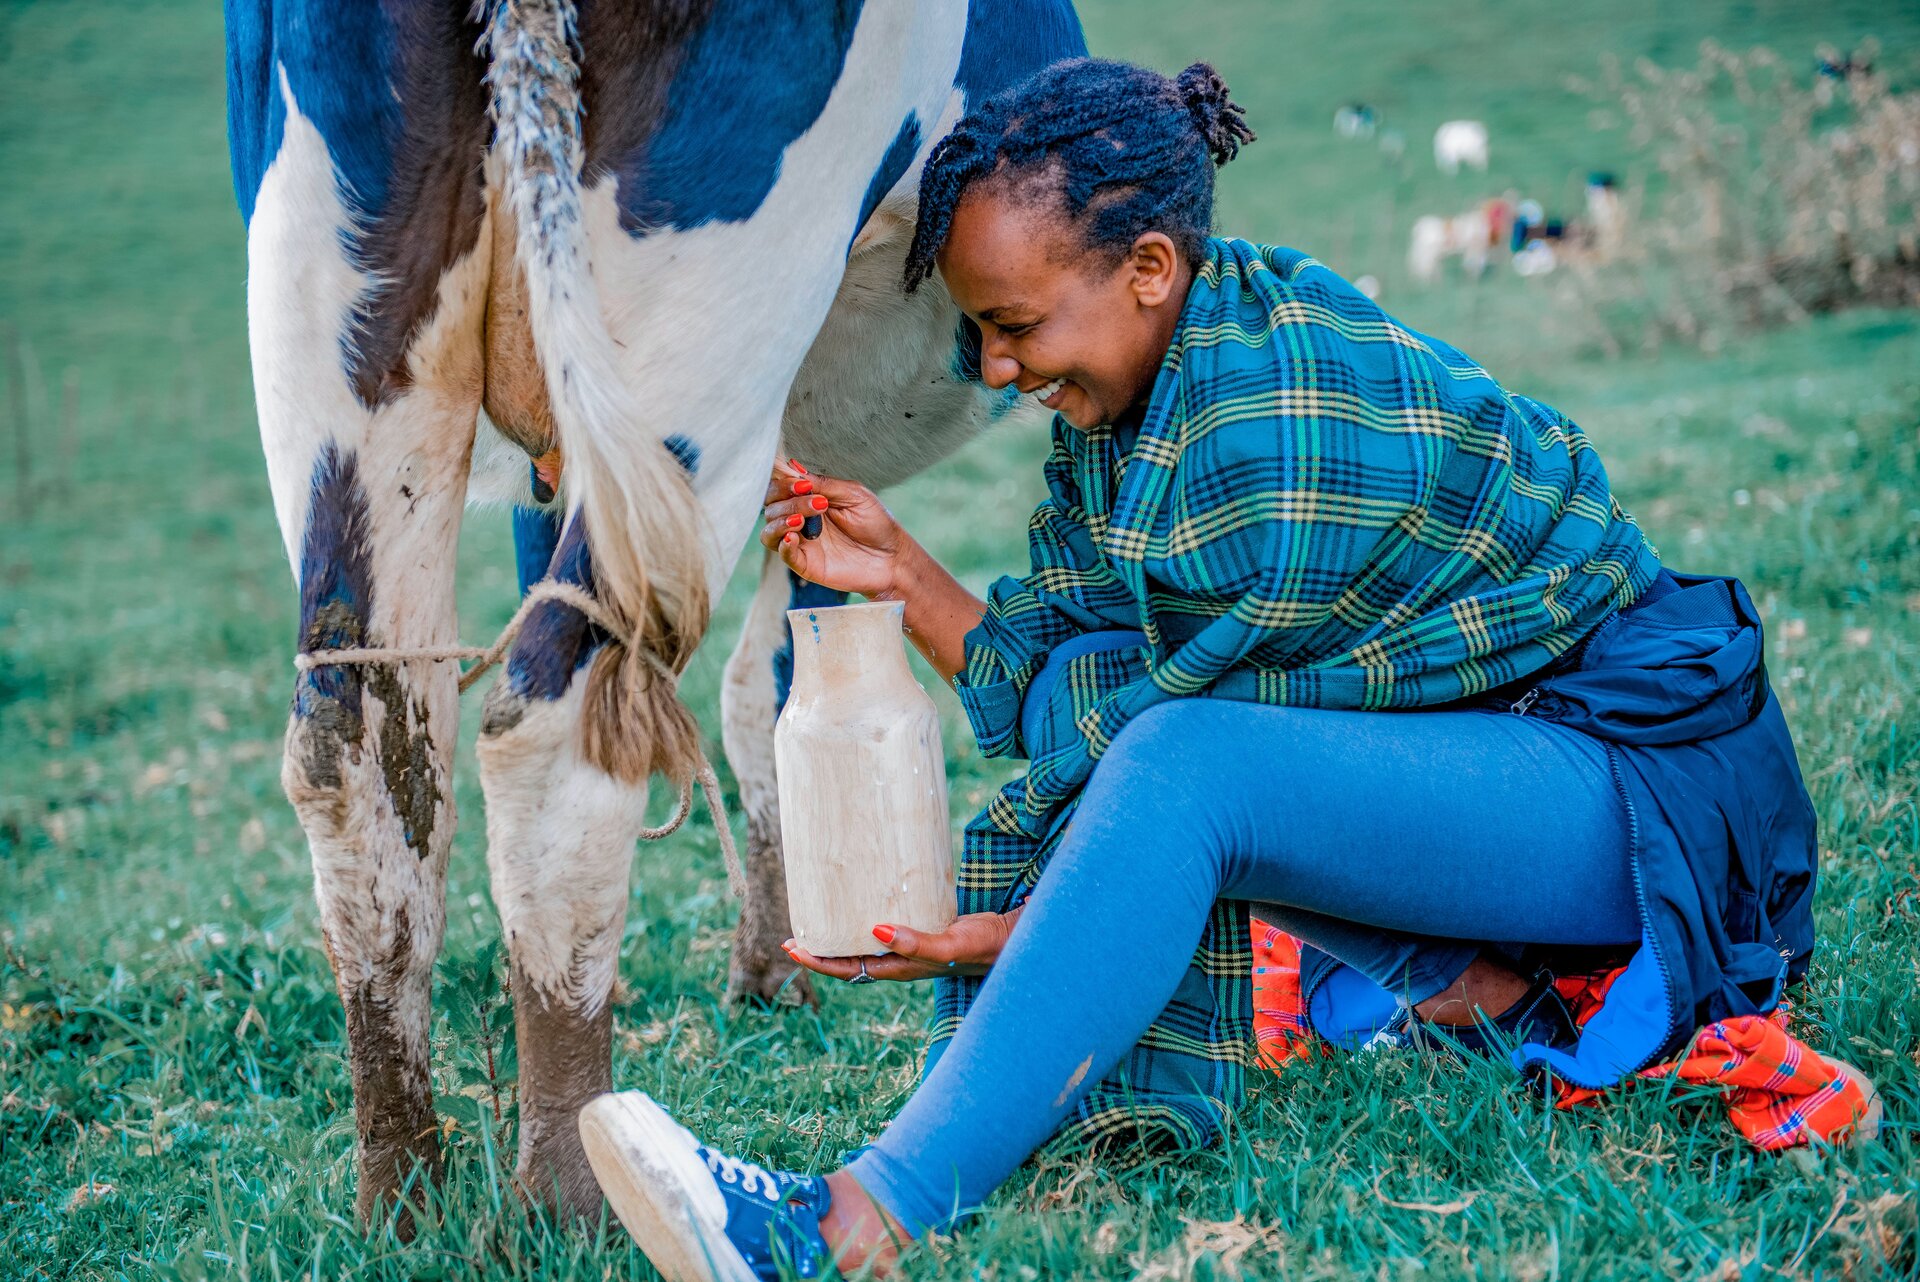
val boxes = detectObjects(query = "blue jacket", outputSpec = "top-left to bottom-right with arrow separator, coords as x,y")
1301,570 -> 1820,1087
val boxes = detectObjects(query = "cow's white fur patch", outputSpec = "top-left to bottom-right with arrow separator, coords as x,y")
468,410 -> 545,509
477,681 -> 650,1012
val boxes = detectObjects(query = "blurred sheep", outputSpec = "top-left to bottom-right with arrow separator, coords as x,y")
1433,120 -> 1489,175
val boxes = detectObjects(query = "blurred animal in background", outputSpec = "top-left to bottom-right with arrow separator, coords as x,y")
225,0 -> 1084,1231
1334,102 -> 1378,139
1433,119 -> 1489,174
1408,196 -> 1513,282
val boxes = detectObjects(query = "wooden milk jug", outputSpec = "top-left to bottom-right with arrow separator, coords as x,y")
775,600 -> 955,956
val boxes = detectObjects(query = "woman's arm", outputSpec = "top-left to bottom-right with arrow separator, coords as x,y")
759,465 -> 983,682
875,540 -> 984,683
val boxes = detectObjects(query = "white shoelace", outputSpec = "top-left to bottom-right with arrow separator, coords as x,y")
702,1148 -> 784,1202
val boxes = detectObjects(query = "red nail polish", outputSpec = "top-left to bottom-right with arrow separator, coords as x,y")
872,925 -> 896,945
788,458 -> 809,475
792,478 -> 815,495
810,495 -> 829,511
783,532 -> 797,546
786,514 -> 804,528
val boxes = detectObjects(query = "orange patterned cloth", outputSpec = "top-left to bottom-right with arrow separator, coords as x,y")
1250,920 -> 1322,1067
1249,918 -> 1876,1149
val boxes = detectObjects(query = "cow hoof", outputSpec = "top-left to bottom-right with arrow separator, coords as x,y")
726,954 -> 817,1009
356,1130 -> 442,1241
516,1110 -> 606,1222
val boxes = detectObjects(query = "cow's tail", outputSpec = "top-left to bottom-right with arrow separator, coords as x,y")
484,0 -> 709,785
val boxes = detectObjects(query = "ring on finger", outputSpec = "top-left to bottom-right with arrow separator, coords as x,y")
847,958 -> 876,985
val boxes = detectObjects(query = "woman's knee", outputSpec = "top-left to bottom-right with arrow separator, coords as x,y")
1101,700 -> 1206,769
1077,702 -> 1239,854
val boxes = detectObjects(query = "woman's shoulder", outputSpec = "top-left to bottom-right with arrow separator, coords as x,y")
1202,236 -> 1491,373
1199,236 -> 1310,285
1199,237 -> 1378,314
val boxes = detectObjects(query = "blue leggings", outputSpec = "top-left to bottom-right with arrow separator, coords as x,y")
844,662 -> 1638,1237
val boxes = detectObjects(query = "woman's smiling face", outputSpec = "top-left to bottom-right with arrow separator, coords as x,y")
935,181 -> 1192,431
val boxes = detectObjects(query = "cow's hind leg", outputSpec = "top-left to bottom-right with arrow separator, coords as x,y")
477,517 -> 658,1219
241,65 -> 486,1231
719,555 -> 847,1006
287,448 -> 462,1230
254,311 -> 480,1226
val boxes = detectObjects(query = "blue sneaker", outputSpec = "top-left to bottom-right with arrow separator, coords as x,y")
579,1092 -> 835,1282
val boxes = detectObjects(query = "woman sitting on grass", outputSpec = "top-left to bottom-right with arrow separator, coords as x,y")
579,58 -> 1856,1281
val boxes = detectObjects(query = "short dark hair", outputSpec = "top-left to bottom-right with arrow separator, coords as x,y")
903,58 -> 1254,292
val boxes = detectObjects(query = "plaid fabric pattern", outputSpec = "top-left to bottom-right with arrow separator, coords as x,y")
932,238 -> 1661,1152
1551,969 -> 1877,1148
1249,924 -> 1876,1150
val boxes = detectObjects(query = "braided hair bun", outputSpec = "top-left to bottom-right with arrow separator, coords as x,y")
904,57 -> 1259,291
1175,62 -> 1256,166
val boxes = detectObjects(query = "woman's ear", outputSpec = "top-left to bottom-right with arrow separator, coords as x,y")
1127,232 -> 1182,308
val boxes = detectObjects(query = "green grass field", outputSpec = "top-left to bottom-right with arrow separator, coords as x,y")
4,1 -> 1919,1276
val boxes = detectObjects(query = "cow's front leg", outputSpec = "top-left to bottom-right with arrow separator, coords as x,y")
476,518 -> 653,1219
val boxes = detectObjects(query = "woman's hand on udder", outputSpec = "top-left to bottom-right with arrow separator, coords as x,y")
782,908 -> 1025,983
760,460 -> 908,599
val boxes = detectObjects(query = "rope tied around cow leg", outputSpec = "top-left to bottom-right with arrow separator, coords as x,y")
292,580 -> 746,899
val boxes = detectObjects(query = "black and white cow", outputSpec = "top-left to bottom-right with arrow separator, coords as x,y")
225,0 -> 1085,1224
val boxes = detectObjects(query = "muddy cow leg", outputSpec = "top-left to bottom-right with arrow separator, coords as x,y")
237,62 -> 486,1235
285,443 -> 465,1230
477,515 -> 657,1219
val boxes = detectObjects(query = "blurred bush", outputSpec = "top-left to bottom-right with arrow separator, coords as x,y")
1563,40 -> 1919,353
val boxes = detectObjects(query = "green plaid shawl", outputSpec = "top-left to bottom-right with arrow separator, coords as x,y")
929,238 -> 1660,1151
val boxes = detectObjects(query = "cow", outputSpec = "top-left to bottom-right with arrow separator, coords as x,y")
224,0 -> 1086,1226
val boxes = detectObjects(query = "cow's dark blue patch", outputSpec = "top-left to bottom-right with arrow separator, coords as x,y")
224,0 -> 276,225
772,571 -> 851,713
613,0 -> 865,233
225,1 -> 487,406
662,433 -> 702,477
851,113 -> 920,249
225,0 -> 402,231
512,501 -> 565,596
507,517 -> 606,700
956,0 -> 1086,105
295,444 -> 376,715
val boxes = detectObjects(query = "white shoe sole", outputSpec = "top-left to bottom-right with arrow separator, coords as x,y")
579,1092 -> 760,1282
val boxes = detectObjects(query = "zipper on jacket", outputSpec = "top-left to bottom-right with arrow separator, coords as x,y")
1608,743 -> 1681,1075
1509,687 -> 1541,716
